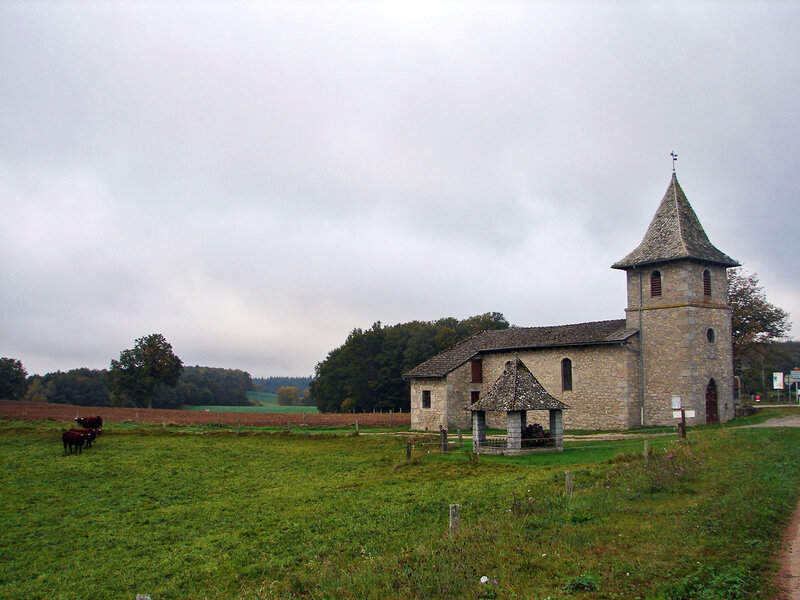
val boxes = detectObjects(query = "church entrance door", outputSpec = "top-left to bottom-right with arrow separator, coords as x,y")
705,379 -> 719,424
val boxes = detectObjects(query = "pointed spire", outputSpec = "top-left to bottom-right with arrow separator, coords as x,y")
612,174 -> 739,269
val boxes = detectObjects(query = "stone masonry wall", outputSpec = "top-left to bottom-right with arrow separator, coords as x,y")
625,262 -> 734,426
410,378 -> 449,431
426,341 -> 640,432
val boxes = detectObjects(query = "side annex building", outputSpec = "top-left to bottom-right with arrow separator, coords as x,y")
404,174 -> 739,431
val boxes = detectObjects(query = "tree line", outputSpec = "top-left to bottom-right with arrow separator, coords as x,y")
20,365 -> 257,409
253,376 -> 312,394
310,312 -> 510,413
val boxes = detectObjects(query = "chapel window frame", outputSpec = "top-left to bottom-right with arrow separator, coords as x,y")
561,357 -> 573,392
421,390 -> 431,409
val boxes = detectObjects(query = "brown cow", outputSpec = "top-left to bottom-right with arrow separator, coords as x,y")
68,428 -> 97,448
75,416 -> 102,430
62,430 -> 86,455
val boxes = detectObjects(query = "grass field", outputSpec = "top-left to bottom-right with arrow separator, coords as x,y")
183,391 -> 319,414
2,420 -> 799,599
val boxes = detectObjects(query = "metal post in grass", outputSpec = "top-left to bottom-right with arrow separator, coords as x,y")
565,471 -> 574,496
389,410 -> 393,427
643,440 -> 649,465
355,418 -> 359,434
449,504 -> 460,535
287,420 -> 291,433
162,416 -> 165,430
440,427 -> 448,453
407,441 -> 412,460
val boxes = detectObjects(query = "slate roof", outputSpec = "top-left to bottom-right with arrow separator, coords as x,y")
612,174 -> 739,269
469,357 -> 569,412
404,319 -> 636,379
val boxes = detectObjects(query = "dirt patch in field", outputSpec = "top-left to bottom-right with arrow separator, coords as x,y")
0,399 -> 409,428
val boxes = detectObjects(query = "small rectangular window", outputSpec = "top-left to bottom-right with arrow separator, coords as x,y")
471,391 -> 480,404
471,358 -> 483,383
422,390 -> 431,409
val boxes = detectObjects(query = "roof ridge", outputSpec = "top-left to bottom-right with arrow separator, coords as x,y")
673,174 -> 689,256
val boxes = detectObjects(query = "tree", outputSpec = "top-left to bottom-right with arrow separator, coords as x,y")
0,358 -> 27,400
310,313 -> 510,413
276,386 -> 299,406
728,268 -> 791,356
109,334 -> 183,409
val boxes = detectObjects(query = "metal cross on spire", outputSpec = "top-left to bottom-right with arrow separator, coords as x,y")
671,151 -> 678,173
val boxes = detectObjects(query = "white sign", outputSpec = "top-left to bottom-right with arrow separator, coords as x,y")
673,409 -> 696,419
671,396 -> 682,410
774,372 -> 785,390
792,370 -> 800,383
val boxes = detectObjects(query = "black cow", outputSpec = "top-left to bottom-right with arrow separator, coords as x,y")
62,430 -> 86,455
68,428 -> 97,448
75,416 -> 102,430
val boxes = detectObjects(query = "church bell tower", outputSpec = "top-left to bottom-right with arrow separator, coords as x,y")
612,174 -> 739,425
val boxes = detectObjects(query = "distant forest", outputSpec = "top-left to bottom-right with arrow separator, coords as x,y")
253,376 -> 312,394
24,366 -> 257,409
310,312 -> 509,413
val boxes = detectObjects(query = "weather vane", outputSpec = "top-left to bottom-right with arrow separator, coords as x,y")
671,151 -> 678,173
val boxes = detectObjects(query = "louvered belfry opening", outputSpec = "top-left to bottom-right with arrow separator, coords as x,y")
650,270 -> 662,297
703,269 -> 712,297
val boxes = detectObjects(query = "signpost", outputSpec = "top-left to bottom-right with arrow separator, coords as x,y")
672,396 -> 690,439
792,369 -> 800,404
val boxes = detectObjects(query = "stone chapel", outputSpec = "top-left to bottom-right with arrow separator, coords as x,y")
404,173 -> 739,431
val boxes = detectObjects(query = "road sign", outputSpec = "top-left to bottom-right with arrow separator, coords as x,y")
774,372 -> 785,389
671,396 -> 681,410
791,369 -> 800,382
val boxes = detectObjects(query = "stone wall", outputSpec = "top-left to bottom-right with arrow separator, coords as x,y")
625,262 -> 735,426
411,340 -> 641,432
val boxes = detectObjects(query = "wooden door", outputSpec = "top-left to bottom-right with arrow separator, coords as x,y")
705,379 -> 719,424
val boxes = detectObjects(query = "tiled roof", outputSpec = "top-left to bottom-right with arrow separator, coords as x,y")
612,174 -> 739,269
469,357 -> 569,412
404,319 -> 635,379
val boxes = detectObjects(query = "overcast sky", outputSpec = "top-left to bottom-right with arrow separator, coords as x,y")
1,1 -> 798,378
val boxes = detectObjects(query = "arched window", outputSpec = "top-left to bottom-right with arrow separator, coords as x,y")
561,358 -> 572,391
650,270 -> 662,297
703,269 -> 712,297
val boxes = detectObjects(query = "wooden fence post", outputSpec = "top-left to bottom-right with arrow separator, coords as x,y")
565,471 -> 574,496
389,411 -> 392,427
643,440 -> 649,465
355,418 -> 359,434
287,420 -> 291,433
457,429 -> 462,447
162,416 -> 166,430
449,504 -> 460,535
440,428 -> 448,453
406,441 -> 412,460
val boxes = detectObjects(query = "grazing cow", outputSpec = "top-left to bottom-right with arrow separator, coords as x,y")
75,416 -> 102,430
69,428 -> 97,448
62,430 -> 86,455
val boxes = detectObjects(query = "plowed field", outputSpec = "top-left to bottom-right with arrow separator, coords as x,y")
0,399 -> 409,428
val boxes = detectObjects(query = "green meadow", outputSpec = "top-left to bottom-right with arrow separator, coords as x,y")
2,420 -> 799,599
183,391 -> 319,414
